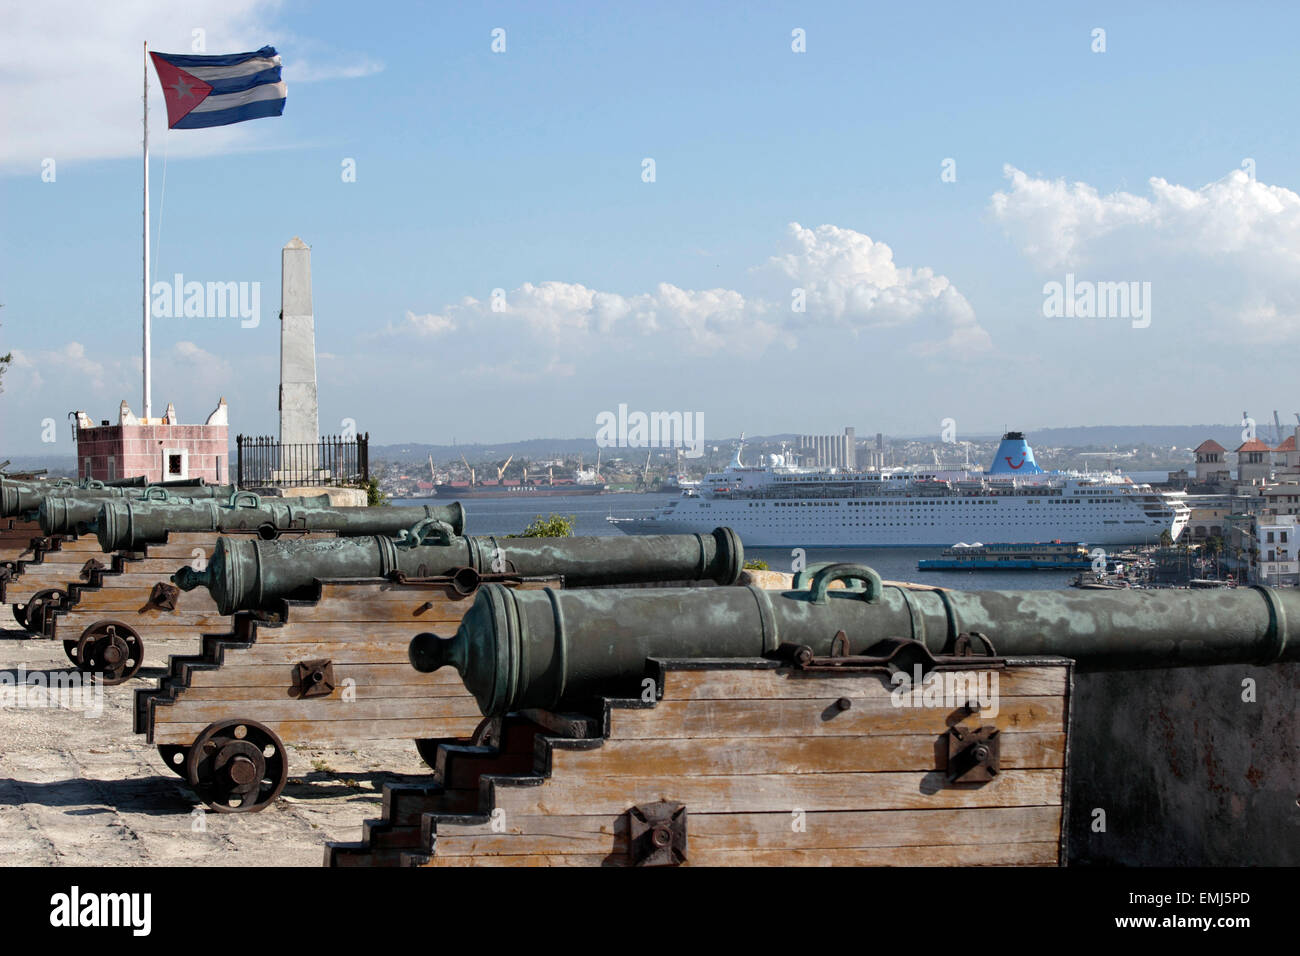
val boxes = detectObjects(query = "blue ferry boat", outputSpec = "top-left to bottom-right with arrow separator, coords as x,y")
918,541 -> 1093,571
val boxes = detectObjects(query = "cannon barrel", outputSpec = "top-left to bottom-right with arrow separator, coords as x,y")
38,485 -> 240,535
2,476 -> 233,519
98,476 -> 211,489
173,527 -> 743,615
1,476 -> 79,516
408,563 -> 1300,716
96,495 -> 466,552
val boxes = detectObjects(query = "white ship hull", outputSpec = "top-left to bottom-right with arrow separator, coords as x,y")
613,432 -> 1189,547
614,495 -> 1185,547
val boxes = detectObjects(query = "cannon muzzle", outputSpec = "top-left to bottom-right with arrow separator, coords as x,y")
38,484 -> 238,535
4,476 -> 236,521
175,527 -> 743,615
96,496 -> 466,551
410,563 -> 1300,716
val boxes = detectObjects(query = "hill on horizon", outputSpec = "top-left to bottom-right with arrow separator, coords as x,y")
7,422 -> 1285,474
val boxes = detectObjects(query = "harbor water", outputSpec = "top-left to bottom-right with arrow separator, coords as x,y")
400,492 -> 1081,591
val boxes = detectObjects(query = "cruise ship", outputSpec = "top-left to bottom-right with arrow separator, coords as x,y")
609,432 -> 1190,547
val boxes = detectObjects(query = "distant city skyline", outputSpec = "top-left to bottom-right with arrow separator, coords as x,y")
4,2 -> 1299,455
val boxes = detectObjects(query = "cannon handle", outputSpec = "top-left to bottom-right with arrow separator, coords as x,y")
402,517 -> 455,548
142,486 -> 172,501
228,491 -> 261,509
809,563 -> 883,605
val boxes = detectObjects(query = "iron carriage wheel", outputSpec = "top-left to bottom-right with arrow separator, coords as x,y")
15,587 -> 63,634
157,745 -> 191,777
72,620 -> 144,685
414,716 -> 503,770
185,719 -> 288,813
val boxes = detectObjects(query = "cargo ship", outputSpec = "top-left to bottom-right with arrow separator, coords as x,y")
918,541 -> 1093,571
609,431 -> 1190,547
432,460 -> 606,498
431,478 -> 606,498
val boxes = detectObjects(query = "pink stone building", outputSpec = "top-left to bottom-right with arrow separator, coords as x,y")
73,398 -> 230,484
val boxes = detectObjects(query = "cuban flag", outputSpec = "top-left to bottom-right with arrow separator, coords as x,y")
149,46 -> 286,129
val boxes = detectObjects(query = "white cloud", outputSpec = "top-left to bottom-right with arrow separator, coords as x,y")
394,309 -> 458,337
390,222 -> 983,362
0,0 -> 381,172
7,341 -> 109,392
991,165 -> 1300,337
5,350 -> 45,391
989,166 -> 1155,269
284,56 -> 384,83
767,222 -> 990,353
172,339 -> 232,384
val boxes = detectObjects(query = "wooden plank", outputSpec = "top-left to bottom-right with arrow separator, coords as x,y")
193,640 -> 425,665
134,543 -> 221,559
57,608 -> 225,628
151,716 -> 481,747
254,621 -> 465,641
60,590 -> 219,612
151,694 -> 483,724
42,539 -> 104,554
72,575 -> 215,594
5,577 -> 82,602
184,663 -> 466,689
164,682 -> 471,702
111,559 -> 208,573
275,595 -> 485,623
281,579 -> 560,623
59,625 -> 214,642
26,551 -> 102,564
661,665 -> 1066,701
422,842 -> 1060,866
607,696 -> 1065,739
387,787 -> 480,824
548,732 -> 1065,776
490,768 -> 1064,816
431,805 -> 1064,855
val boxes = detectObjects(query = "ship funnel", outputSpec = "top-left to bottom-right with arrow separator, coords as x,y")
988,431 -> 1045,475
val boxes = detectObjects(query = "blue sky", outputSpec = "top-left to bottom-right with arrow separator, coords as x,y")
3,1 -> 1299,454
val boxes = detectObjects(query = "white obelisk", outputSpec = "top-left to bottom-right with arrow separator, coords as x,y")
279,237 -> 320,478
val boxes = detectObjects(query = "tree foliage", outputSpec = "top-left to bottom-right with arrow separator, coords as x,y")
362,476 -> 389,507
510,513 -> 576,538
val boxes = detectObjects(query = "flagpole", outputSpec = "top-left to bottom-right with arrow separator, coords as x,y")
142,40 -> 152,423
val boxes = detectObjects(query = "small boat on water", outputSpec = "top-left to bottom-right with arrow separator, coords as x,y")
1071,572 -> 1132,589
918,540 -> 1093,571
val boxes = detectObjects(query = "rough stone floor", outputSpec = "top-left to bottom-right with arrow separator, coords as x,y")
0,612 -> 431,866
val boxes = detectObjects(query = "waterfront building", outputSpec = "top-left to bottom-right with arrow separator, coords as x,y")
1235,438 -> 1273,483
797,427 -> 856,470
72,398 -> 230,484
1194,440 -> 1230,483
1250,514 -> 1299,586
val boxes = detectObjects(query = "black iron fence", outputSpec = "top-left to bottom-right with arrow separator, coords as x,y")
235,434 -> 369,489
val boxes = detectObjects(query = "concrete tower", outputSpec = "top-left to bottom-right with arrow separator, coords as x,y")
279,237 -> 319,462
